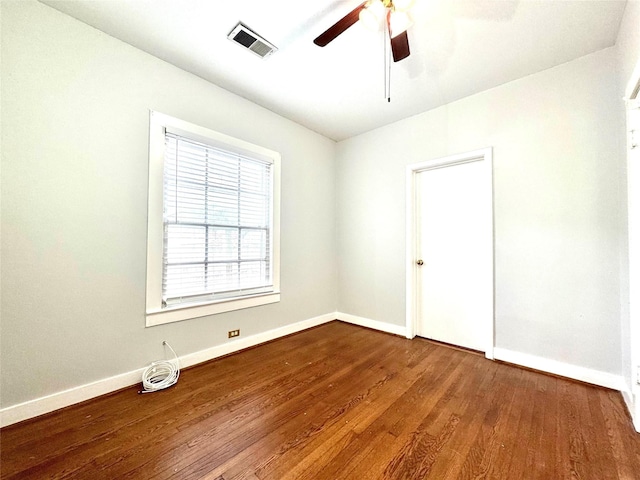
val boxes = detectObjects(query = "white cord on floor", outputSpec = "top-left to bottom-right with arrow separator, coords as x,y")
139,341 -> 180,394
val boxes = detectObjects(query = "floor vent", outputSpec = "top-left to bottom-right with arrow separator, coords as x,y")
227,23 -> 277,59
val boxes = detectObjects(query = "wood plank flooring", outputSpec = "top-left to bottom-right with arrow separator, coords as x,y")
2,321 -> 639,479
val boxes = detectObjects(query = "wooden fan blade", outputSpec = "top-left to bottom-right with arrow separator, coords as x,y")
314,1 -> 367,47
391,31 -> 410,62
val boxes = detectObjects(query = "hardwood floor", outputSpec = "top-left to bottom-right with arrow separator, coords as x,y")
2,321 -> 639,479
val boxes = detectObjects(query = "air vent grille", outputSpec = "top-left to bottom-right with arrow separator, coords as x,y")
228,23 -> 277,59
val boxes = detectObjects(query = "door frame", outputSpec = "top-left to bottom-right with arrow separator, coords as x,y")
405,147 -> 495,359
625,56 -> 640,433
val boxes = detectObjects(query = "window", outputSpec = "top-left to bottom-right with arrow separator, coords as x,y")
146,112 -> 280,326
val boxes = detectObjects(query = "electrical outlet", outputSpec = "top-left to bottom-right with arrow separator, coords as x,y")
228,329 -> 240,338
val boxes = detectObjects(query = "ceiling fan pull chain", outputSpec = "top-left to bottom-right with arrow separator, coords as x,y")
385,9 -> 392,102
387,58 -> 392,102
388,46 -> 392,102
383,25 -> 388,101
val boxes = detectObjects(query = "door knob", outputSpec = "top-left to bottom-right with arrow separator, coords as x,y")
416,259 -> 424,266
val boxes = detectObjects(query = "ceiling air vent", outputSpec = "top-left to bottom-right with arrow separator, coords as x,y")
227,23 -> 277,59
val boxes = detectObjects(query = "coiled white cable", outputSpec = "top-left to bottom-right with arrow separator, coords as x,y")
139,341 -> 180,394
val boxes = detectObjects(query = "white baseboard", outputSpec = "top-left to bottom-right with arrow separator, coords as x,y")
624,388 -> 640,433
336,312 -> 407,337
621,389 -> 639,432
0,313 -> 336,428
6,315 -> 627,430
493,347 -> 625,392
0,367 -> 146,429
178,313 -> 335,369
622,388 -> 633,411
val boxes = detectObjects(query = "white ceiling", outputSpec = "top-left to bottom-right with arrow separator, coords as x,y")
40,0 -> 627,141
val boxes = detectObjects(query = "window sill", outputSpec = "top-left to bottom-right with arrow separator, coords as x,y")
145,292 -> 280,327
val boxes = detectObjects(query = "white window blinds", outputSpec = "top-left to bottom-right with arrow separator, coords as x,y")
162,130 -> 273,307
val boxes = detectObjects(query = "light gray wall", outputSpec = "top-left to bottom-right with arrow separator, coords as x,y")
1,0 -> 635,411
0,1 -> 336,407
336,47 -> 626,375
617,1 -> 640,90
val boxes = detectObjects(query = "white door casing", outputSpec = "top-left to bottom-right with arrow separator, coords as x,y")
625,58 -> 640,433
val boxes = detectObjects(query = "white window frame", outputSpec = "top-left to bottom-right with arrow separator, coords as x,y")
146,111 -> 281,327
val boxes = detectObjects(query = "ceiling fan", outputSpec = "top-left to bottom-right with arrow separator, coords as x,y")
313,0 -> 415,62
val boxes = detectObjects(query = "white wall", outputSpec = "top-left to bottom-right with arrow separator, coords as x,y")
336,47 -> 625,376
0,1 -> 336,409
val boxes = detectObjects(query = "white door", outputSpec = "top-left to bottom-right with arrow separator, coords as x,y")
416,156 -> 493,352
